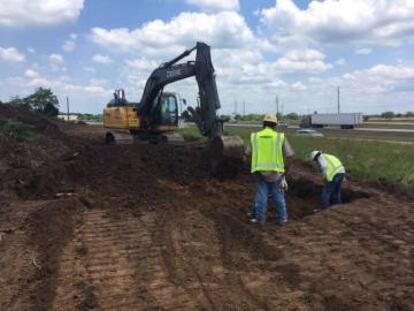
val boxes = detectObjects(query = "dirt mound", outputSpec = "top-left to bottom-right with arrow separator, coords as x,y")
0,104 -> 61,137
0,105 -> 80,199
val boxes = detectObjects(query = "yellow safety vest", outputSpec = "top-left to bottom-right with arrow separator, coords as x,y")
324,154 -> 345,181
251,127 -> 285,173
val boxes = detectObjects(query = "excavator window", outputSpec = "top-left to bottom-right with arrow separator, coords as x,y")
151,94 -> 178,126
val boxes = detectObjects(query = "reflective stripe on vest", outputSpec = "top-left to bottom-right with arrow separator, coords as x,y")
324,154 -> 345,181
251,128 -> 285,173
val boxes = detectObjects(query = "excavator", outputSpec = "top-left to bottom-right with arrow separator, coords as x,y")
103,42 -> 244,175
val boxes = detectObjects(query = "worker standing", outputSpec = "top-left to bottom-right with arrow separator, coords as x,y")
246,114 -> 294,225
310,150 -> 346,212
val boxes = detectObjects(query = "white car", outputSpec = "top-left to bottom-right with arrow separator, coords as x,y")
296,129 -> 324,137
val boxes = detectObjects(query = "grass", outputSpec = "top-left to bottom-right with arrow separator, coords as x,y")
362,122 -> 414,129
0,119 -> 37,143
178,125 -> 414,187
302,128 -> 414,143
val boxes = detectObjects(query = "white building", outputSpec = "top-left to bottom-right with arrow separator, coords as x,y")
57,114 -> 79,121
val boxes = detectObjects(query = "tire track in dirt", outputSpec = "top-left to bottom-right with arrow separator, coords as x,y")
156,202 -> 295,310
52,208 -> 197,310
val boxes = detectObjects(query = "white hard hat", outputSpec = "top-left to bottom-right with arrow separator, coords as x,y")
310,150 -> 321,161
263,113 -> 278,124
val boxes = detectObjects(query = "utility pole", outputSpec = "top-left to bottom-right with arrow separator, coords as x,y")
66,96 -> 70,121
337,86 -> 340,114
275,95 -> 279,115
243,100 -> 246,116
234,99 -> 238,115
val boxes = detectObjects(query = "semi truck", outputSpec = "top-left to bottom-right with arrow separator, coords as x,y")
300,113 -> 363,129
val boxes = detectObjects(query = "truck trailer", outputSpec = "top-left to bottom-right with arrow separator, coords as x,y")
300,113 -> 363,129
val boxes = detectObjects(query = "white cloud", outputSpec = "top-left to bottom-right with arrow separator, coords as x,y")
24,69 -> 39,78
367,64 -> 414,80
83,66 -> 96,73
49,54 -> 64,64
62,34 -> 77,52
89,78 -> 107,86
90,11 -> 257,54
355,48 -> 372,55
0,0 -> 84,27
260,0 -> 414,47
0,47 -> 25,62
291,81 -> 307,91
185,0 -> 239,12
125,58 -> 158,72
335,58 -> 346,66
27,48 -> 35,53
92,54 -> 112,64
273,49 -> 333,72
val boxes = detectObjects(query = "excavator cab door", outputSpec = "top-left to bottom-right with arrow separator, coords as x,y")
151,93 -> 179,129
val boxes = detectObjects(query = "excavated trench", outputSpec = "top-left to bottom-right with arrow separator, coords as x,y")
285,177 -> 371,221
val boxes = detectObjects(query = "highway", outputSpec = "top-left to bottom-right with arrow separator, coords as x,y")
225,123 -> 414,133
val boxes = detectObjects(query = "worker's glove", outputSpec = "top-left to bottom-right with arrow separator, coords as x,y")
280,177 -> 288,192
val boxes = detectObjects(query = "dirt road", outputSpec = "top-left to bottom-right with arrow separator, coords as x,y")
1,111 -> 413,310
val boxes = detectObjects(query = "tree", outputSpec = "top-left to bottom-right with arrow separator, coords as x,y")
285,113 -> 299,120
276,112 -> 283,120
381,111 -> 395,119
24,88 -> 59,116
406,111 -> 414,118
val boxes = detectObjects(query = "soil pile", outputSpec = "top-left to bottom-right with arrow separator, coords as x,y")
0,105 -> 78,198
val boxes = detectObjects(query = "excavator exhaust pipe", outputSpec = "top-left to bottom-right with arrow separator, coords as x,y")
204,135 -> 245,177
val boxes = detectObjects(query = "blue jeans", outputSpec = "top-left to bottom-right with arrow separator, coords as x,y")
254,178 -> 287,224
319,173 -> 345,210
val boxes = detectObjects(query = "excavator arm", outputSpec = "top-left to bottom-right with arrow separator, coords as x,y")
138,42 -> 223,139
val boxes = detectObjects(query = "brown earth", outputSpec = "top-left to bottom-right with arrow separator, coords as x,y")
0,105 -> 413,310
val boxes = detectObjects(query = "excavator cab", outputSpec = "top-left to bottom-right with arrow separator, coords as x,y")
151,92 -> 179,131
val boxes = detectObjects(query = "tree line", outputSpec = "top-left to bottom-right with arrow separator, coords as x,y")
1,87 -> 60,116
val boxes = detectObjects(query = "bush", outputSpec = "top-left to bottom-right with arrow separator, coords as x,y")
0,120 -> 36,142
381,111 -> 395,119
285,113 -> 299,120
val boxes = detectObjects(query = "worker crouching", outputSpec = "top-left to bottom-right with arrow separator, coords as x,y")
247,113 -> 294,225
310,150 -> 346,212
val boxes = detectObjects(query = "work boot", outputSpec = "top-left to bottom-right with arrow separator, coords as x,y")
276,219 -> 288,226
250,218 -> 265,225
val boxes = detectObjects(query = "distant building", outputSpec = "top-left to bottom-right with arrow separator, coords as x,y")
57,114 -> 79,121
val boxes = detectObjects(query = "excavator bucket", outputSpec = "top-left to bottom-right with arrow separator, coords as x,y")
204,135 -> 245,177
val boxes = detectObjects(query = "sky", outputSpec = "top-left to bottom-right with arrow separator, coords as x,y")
0,0 -> 413,115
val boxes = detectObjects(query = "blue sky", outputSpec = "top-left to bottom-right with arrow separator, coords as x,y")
0,0 -> 413,115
